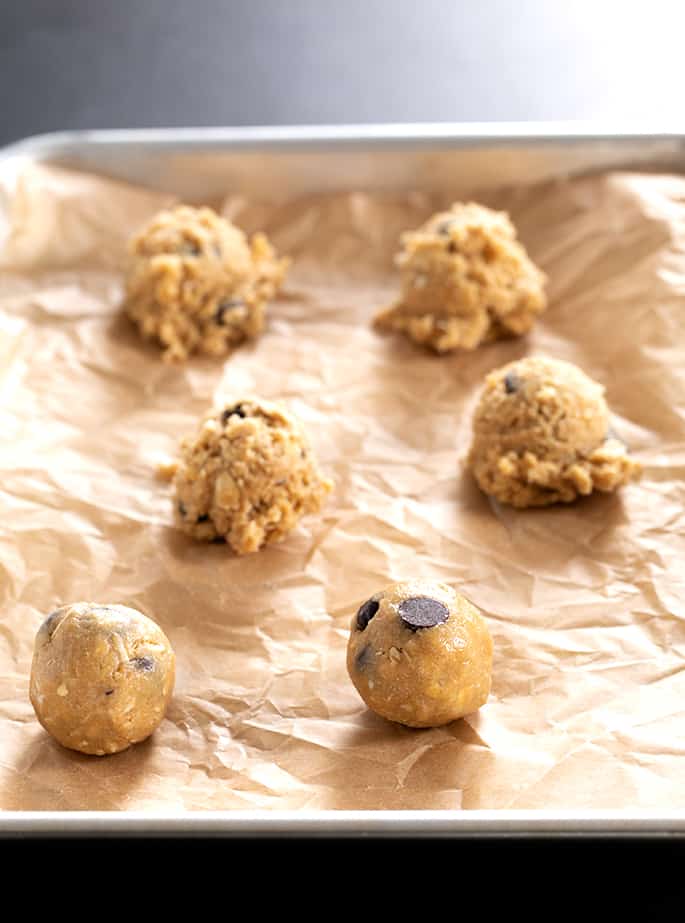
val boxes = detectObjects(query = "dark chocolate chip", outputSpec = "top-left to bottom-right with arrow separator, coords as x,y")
215,299 -> 245,325
355,645 -> 373,671
178,501 -> 187,517
221,404 -> 246,424
356,598 -> 379,631
398,596 -> 449,630
41,609 -> 62,639
504,372 -> 521,394
105,689 -> 114,696
197,514 -> 210,523
130,657 -> 154,672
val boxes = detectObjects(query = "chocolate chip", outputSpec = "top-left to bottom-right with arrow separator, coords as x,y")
197,514 -> 210,523
355,645 -> 373,671
436,219 -> 455,236
447,241 -> 457,253
215,299 -> 245,325
356,598 -> 379,631
130,657 -> 154,672
504,372 -> 520,394
105,689 -> 114,696
221,404 -> 246,424
41,609 -> 62,639
398,596 -> 449,630
178,501 -> 187,517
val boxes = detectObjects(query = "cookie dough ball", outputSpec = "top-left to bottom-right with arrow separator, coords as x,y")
124,205 -> 288,362
374,202 -> 546,352
468,356 -> 641,508
172,398 -> 333,554
29,603 -> 175,756
346,580 -> 493,728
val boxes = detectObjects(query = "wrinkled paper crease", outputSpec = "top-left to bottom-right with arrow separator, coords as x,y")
0,163 -> 683,811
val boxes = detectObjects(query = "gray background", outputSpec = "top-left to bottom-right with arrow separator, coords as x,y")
1,0 -> 684,146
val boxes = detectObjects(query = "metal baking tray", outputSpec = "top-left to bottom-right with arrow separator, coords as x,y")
1,122 -> 685,839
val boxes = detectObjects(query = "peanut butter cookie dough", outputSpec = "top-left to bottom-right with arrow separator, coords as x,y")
170,398 -> 333,554
468,356 -> 641,508
124,205 -> 288,362
346,580 -> 493,728
29,603 -> 175,756
374,202 -> 546,352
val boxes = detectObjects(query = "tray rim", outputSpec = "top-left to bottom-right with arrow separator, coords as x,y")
3,808 -> 685,837
1,120 -> 683,837
2,120 -> 685,161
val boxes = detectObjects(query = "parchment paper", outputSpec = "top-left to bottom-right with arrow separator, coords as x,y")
0,161 -> 683,812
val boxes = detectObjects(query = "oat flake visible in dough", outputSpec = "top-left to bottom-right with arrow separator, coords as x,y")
124,205 -> 288,362
467,356 -> 641,507
29,603 -> 175,756
172,397 -> 333,554
346,579 -> 493,728
374,202 -> 547,352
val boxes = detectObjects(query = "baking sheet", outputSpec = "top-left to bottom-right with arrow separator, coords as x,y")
0,158 -> 683,813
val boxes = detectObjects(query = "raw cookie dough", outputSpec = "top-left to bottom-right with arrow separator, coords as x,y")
346,580 -> 493,728
468,356 -> 641,508
171,397 -> 333,554
29,603 -> 175,756
124,205 -> 288,362
374,202 -> 546,352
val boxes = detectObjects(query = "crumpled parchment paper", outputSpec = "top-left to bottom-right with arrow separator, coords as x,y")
0,161 -> 683,812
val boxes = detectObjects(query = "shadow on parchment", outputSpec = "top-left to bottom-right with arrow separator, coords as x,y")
481,480 -> 632,550
104,310 -> 163,360
0,727 -> 157,811
315,707 -> 491,812
103,305 -> 277,368
157,518 -> 325,591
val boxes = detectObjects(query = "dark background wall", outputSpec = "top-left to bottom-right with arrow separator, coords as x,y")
1,0 -> 684,146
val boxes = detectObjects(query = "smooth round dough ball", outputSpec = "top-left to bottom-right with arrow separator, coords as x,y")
374,202 -> 546,352
468,356 -> 641,508
172,397 -> 333,554
346,580 -> 493,728
124,205 -> 288,362
29,603 -> 175,756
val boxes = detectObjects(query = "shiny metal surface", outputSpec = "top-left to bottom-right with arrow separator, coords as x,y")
1,123 -> 685,200
2,809 -> 685,838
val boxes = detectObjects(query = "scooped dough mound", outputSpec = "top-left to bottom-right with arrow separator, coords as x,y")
346,579 -> 493,728
124,205 -> 288,362
172,398 -> 333,554
468,356 -> 641,508
374,202 -> 546,352
29,603 -> 175,756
